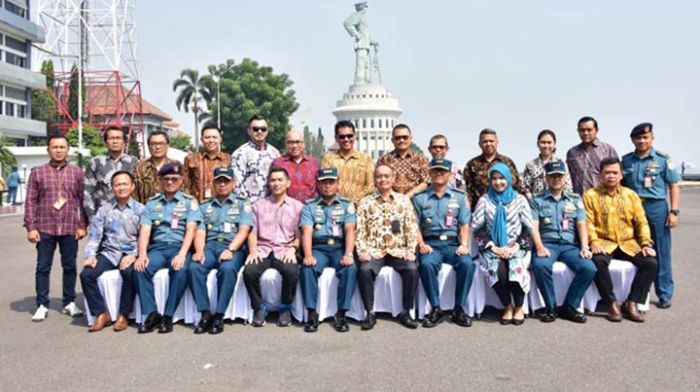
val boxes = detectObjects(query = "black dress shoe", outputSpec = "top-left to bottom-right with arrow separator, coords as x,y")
398,311 -> 418,329
361,312 -> 376,330
252,309 -> 266,327
304,310 -> 319,333
277,309 -> 292,327
657,299 -> 672,309
209,315 -> 224,335
158,315 -> 173,333
540,310 -> 557,323
559,306 -> 587,324
424,307 -> 444,328
334,312 -> 349,333
451,307 -> 472,327
137,312 -> 162,334
194,312 -> 212,334
499,318 -> 512,326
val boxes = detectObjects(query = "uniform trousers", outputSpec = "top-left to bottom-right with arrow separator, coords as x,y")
592,248 -> 658,304
418,240 -> 475,309
135,244 -> 192,317
187,241 -> 246,315
243,254 -> 300,311
358,255 -> 419,313
80,253 -> 136,317
35,233 -> 78,307
300,243 -> 357,311
532,242 -> 596,311
643,199 -> 673,302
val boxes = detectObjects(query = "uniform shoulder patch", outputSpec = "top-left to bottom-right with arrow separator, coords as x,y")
305,197 -> 318,204
148,193 -> 162,201
346,203 -> 356,214
339,196 -> 352,203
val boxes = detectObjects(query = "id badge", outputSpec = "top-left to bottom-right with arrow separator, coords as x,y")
643,177 -> 652,188
445,214 -> 455,227
562,218 -> 569,231
204,188 -> 212,199
170,216 -> 179,229
391,220 -> 401,234
53,197 -> 67,211
332,224 -> 340,237
224,222 -> 232,233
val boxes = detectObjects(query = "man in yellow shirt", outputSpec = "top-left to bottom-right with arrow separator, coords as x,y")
321,121 -> 374,204
583,157 -> 658,323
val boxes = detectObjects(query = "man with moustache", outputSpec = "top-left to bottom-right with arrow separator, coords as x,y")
183,124 -> 231,201
566,116 -> 618,195
133,130 -> 177,203
270,130 -> 320,202
321,120 -> 374,204
376,124 -> 429,198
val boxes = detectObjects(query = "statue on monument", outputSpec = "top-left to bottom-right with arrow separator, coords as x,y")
344,1 -> 381,85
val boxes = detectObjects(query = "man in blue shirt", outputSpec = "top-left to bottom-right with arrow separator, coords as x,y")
134,162 -> 202,333
80,170 -> 145,332
6,166 -> 21,205
622,123 -> 681,309
414,159 -> 475,328
189,167 -> 253,334
299,168 -> 357,333
531,160 -> 596,323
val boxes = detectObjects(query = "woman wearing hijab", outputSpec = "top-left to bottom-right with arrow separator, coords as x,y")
472,163 -> 533,325
522,130 -> 573,199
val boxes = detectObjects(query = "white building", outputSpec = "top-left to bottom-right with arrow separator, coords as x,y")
333,83 -> 402,160
0,0 -> 46,146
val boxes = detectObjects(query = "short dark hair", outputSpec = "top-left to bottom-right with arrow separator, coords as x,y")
392,123 -> 411,136
102,125 -> 127,142
334,120 -> 355,135
269,167 -> 289,180
429,134 -> 448,147
200,123 -> 222,136
111,170 -> 135,185
47,133 -> 68,146
148,130 -> 170,144
248,114 -> 267,126
479,128 -> 497,139
599,157 -> 621,171
577,116 -> 598,130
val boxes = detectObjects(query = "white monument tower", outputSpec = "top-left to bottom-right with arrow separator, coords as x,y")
333,1 -> 402,160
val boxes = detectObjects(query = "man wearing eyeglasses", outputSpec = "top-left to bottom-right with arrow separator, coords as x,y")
321,120 -> 374,204
133,130 -> 177,203
84,125 -> 137,220
270,130 -> 320,202
427,134 -> 464,190
231,115 -> 281,202
183,124 -> 231,202
134,162 -> 202,333
376,124 -> 429,198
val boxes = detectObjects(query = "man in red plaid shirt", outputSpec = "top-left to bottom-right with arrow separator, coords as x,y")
24,134 -> 88,322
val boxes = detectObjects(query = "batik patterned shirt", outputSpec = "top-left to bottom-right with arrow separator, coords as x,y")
376,150 -> 429,194
270,154 -> 320,202
355,191 -> 418,259
84,154 -> 137,220
566,139 -> 618,195
84,198 -> 145,266
321,150 -> 374,204
463,154 -> 522,210
522,155 -> 573,197
183,151 -> 231,201
231,141 -> 280,202
132,157 -> 177,203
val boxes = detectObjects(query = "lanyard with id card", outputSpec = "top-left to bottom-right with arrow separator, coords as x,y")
51,166 -> 68,211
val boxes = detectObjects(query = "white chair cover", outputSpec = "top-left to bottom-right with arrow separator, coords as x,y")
310,267 -> 365,322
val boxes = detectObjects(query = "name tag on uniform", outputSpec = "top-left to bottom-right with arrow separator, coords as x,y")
205,188 -> 212,198
53,197 -> 67,211
171,216 -> 179,229
562,218 -> 569,231
332,224 -> 340,237
224,222 -> 232,233
445,211 -> 455,227
644,177 -> 652,188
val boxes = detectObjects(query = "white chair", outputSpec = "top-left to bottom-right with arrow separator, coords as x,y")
371,266 -> 416,318
416,261 -> 481,319
308,267 -> 365,322
470,255 -> 531,318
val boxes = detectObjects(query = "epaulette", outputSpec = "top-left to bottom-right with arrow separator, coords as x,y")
305,197 -> 320,204
201,198 -> 213,204
622,151 -> 634,159
338,196 -> 352,203
451,188 -> 466,194
182,193 -> 194,199
148,193 -> 162,201
655,150 -> 669,158
414,189 -> 429,197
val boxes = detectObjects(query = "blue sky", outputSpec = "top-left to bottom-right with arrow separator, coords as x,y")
136,0 -> 699,169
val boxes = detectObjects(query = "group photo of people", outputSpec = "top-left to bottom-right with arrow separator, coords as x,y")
23,114 -> 681,335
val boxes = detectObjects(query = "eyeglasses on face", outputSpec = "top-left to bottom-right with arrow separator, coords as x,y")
429,145 -> 447,150
251,126 -> 268,133
286,140 -> 303,145
161,176 -> 182,183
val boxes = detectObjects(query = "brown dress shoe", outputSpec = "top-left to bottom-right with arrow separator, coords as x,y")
113,314 -> 129,332
606,301 -> 623,322
622,301 -> 645,323
88,312 -> 112,332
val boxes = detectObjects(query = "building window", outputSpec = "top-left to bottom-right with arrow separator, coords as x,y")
5,52 -> 26,68
5,101 -> 15,116
5,86 -> 26,101
4,35 -> 27,53
370,119 -> 374,128
362,119 -> 366,128
378,119 -> 383,128
4,1 -> 28,19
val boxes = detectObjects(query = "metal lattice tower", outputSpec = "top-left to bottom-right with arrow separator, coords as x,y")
34,0 -> 145,156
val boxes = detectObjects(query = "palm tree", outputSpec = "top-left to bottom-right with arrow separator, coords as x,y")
173,69 -> 212,151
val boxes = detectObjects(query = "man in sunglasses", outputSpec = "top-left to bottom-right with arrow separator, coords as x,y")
231,115 -> 281,202
376,124 -> 429,198
183,124 -> 231,202
321,120 -> 374,205
428,134 -> 464,190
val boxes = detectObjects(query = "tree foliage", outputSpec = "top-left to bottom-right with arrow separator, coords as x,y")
173,69 -> 211,150
303,126 -> 326,160
31,60 -> 58,131
66,126 -> 105,158
67,64 -> 85,122
410,142 -> 425,157
0,137 -> 17,177
205,58 -> 298,152
170,131 -> 193,152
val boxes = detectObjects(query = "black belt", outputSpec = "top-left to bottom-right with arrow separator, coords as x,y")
312,238 -> 343,245
424,235 -> 458,242
640,198 -> 664,203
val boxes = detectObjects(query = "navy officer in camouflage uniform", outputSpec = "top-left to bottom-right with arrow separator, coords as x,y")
299,168 -> 357,333
414,158 -> 475,328
134,162 -> 202,333
188,167 -> 253,334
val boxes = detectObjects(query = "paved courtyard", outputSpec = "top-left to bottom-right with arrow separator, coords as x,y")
1,189 -> 699,391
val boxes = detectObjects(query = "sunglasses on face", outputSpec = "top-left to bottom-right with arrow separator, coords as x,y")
251,126 -> 268,133
429,145 -> 447,150
393,135 -> 410,141
337,134 -> 355,140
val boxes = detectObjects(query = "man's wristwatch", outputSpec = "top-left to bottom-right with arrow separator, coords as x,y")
670,209 -> 680,216
228,245 -> 236,252
344,252 -> 353,258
